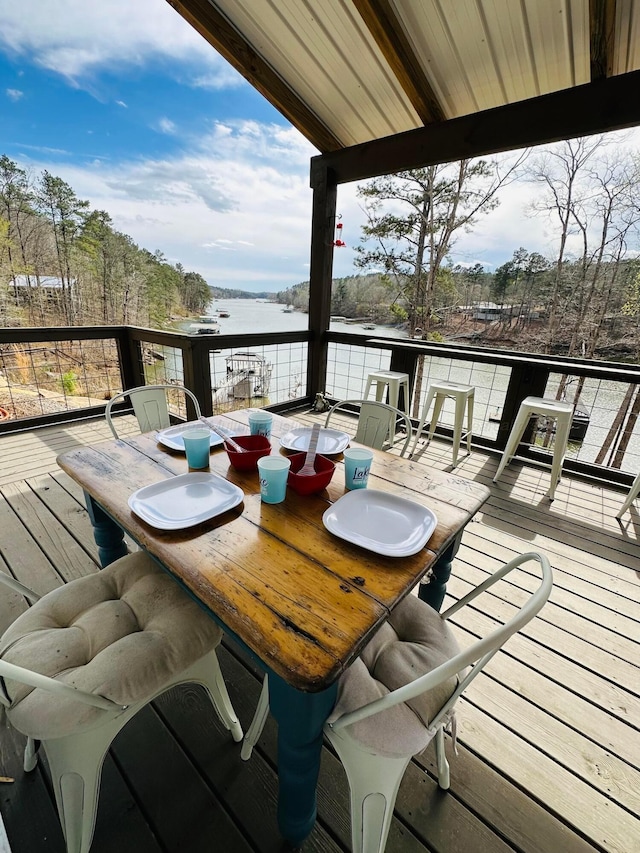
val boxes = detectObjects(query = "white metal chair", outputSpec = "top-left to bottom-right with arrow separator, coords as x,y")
242,552 -> 552,853
324,399 -> 413,457
616,470 -> 640,519
0,551 -> 243,853
105,383 -> 201,439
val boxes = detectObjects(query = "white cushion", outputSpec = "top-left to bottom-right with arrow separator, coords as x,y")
0,552 -> 222,739
328,593 -> 460,757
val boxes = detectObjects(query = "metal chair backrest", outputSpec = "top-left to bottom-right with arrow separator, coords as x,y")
329,551 -> 553,734
105,384 -> 202,439
325,399 -> 412,457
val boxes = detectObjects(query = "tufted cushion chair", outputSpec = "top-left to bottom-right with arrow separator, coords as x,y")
241,552 -> 553,853
0,551 -> 243,853
0,551 -> 223,739
328,592 -> 460,757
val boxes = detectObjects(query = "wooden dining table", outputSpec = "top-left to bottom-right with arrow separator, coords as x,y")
57,408 -> 489,846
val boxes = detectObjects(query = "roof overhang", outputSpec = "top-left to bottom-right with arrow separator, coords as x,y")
167,0 -> 640,181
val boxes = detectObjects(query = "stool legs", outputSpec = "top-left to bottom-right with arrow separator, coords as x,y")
616,471 -> 640,518
451,393 -> 473,467
493,405 -> 570,500
410,387 -> 437,456
411,387 -> 473,466
363,377 -> 374,403
548,413 -> 570,500
493,407 -> 530,483
426,394 -> 446,443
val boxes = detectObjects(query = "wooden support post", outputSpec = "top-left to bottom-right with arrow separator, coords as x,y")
182,338 -> 213,418
307,165 -> 337,401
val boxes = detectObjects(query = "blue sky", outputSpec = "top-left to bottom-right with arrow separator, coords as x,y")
1,1 -> 637,292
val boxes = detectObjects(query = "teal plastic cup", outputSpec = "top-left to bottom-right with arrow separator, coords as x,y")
343,448 -> 373,489
258,455 -> 291,503
182,427 -> 211,469
248,410 -> 273,438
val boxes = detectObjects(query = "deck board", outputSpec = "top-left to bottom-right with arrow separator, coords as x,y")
0,412 -> 638,852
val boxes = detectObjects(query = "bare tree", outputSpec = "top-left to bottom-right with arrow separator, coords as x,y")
527,137 -> 640,466
527,137 -> 605,352
355,154 -> 528,414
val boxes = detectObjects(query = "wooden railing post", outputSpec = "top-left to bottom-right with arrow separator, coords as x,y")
497,362 -> 549,449
121,327 -> 145,389
307,163 -> 337,401
181,337 -> 213,419
389,347 -> 420,414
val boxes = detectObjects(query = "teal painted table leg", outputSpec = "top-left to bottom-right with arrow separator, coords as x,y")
85,494 -> 128,567
419,532 -> 463,611
268,674 -> 338,846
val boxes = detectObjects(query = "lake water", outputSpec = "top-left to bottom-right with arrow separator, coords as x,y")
188,299 -> 408,338
174,300 -> 639,471
171,300 -> 406,412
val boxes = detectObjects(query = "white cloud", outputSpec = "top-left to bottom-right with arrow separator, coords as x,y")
6,88 -> 23,101
0,0 -> 238,88
6,3 -> 640,292
17,120 -> 317,290
17,143 -> 70,155
191,71 -> 243,91
157,117 -> 176,135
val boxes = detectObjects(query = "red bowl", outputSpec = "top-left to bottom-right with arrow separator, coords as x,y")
224,434 -> 271,471
287,452 -> 336,495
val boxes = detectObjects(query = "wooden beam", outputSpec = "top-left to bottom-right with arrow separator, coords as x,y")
306,168 -> 337,397
166,0 -> 343,152
311,69 -> 640,185
353,0 -> 445,123
590,0 -> 617,80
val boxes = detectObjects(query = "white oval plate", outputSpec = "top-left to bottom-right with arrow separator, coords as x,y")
322,489 -> 437,557
156,424 -> 225,452
280,426 -> 350,455
128,472 -> 243,530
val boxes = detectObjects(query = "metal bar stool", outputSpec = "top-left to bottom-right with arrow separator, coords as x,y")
410,381 -> 474,467
493,396 -> 573,500
364,370 -> 410,442
616,471 -> 640,519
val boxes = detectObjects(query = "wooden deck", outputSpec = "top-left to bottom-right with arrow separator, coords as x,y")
0,410 -> 638,853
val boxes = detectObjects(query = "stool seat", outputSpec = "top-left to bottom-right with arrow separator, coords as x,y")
411,381 -> 474,467
493,395 -> 573,500
364,371 -> 410,443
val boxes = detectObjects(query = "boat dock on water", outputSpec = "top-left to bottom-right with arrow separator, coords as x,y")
212,352 -> 273,403
189,323 -> 220,335
190,315 -> 221,334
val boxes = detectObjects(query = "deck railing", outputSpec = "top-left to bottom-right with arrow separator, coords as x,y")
0,325 -> 311,431
324,332 -> 640,487
1,324 -> 639,487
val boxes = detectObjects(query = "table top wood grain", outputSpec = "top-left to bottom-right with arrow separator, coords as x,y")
57,409 -> 489,692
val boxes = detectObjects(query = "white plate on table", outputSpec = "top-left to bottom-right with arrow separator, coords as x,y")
322,489 -> 437,557
128,472 -> 243,530
280,426 -> 350,455
156,424 -> 225,452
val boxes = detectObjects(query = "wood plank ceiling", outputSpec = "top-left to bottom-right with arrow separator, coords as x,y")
167,0 -> 640,181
